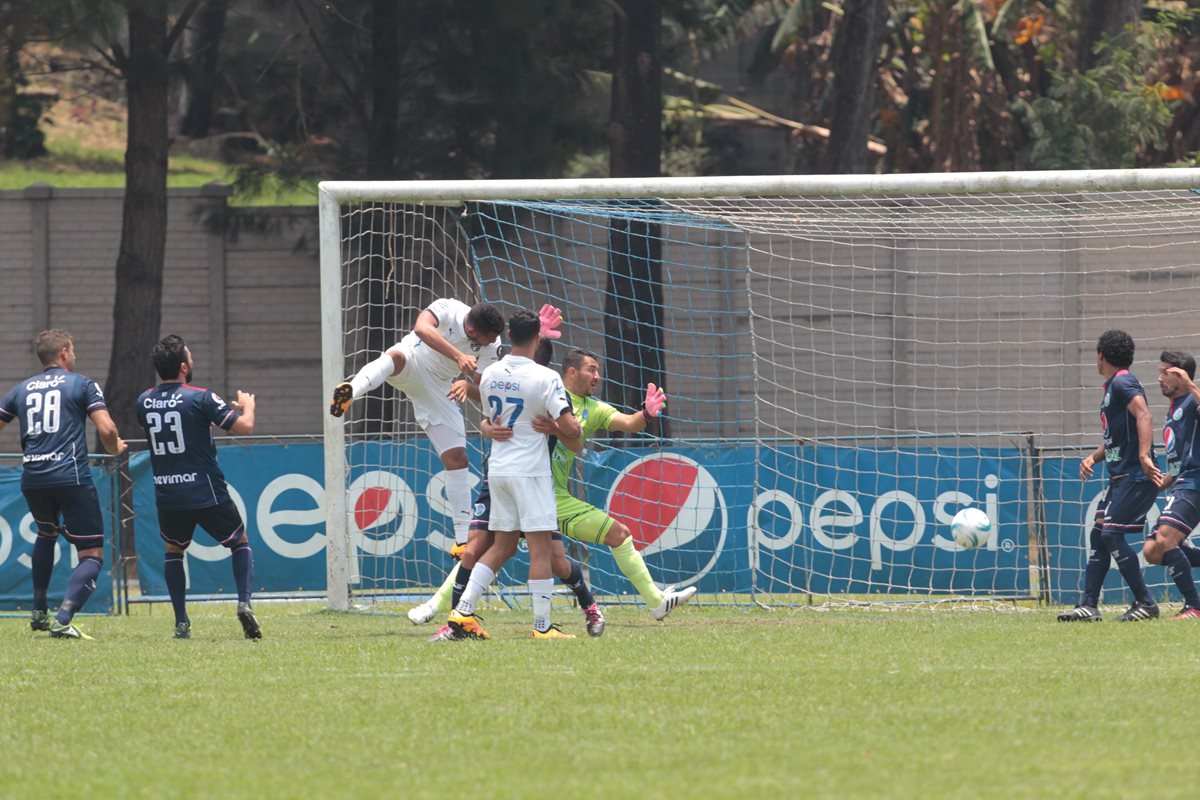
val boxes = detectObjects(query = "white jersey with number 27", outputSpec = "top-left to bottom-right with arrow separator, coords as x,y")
481,354 -> 572,478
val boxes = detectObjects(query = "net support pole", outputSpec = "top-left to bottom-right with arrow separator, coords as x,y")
319,188 -> 350,611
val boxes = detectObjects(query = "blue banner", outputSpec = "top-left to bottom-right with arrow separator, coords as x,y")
0,465 -> 116,612
3,441 -> 1179,605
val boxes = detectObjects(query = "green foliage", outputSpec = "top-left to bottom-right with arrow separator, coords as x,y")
3,86 -> 48,159
1016,14 -> 1187,169
6,603 -> 1200,798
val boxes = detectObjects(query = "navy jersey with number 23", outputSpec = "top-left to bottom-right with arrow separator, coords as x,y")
136,383 -> 240,509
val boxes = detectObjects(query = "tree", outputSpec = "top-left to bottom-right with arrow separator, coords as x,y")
104,0 -> 200,441
179,0 -> 228,138
1079,0 -> 1143,70
828,0 -> 888,172
605,0 -> 669,436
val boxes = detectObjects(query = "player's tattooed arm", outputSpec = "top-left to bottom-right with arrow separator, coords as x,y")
413,309 -> 477,376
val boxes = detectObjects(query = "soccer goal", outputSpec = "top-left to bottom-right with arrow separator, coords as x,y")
319,169 -> 1200,611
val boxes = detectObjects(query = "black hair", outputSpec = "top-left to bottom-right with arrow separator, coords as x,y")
1161,350 -> 1196,380
562,348 -> 599,373
1097,330 -> 1135,369
152,334 -> 189,380
507,310 -> 540,347
534,337 -> 554,367
466,303 -> 505,337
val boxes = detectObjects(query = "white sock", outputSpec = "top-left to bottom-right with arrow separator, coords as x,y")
444,468 -> 471,545
530,578 -> 554,632
350,353 -> 395,399
454,563 -> 496,616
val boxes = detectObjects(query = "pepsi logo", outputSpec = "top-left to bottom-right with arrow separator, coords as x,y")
1100,412 -> 1108,434
345,470 -> 417,556
605,453 -> 726,587
1165,427 -> 1177,453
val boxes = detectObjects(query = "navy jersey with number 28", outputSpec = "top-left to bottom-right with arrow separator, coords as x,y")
1100,369 -> 1154,483
136,383 -> 240,510
0,367 -> 107,488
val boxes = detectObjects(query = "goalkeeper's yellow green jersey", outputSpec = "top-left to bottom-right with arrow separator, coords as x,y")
551,389 -> 617,495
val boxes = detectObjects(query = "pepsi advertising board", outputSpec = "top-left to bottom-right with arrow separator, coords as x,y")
0,465 -> 116,611
0,442 -> 1173,607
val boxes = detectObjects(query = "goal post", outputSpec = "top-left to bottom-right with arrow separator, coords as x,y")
319,168 -> 1200,611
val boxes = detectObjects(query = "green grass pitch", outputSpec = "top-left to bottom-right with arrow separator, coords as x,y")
1,601 -> 1194,799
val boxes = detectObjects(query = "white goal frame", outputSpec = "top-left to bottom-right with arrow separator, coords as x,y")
319,168 -> 1200,610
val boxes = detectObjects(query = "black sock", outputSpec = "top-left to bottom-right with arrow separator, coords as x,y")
1163,547 -> 1200,608
230,543 -> 254,604
31,535 -> 56,612
452,565 -> 474,609
1181,544 -> 1200,569
1102,530 -> 1154,605
1082,524 -> 1109,607
564,560 -> 595,608
55,556 -> 102,625
164,552 -> 189,625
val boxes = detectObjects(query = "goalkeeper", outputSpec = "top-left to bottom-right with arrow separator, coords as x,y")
535,347 -> 695,621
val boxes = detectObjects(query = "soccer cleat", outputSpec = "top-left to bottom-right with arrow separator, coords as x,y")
652,585 -> 698,621
1057,605 -> 1102,622
329,381 -> 354,418
532,625 -> 576,640
407,602 -> 437,625
174,621 -> 192,639
49,621 -> 93,640
237,602 -> 263,640
450,543 -> 467,560
1117,600 -> 1160,622
427,624 -> 466,642
582,603 -> 605,638
30,609 -> 50,632
447,610 -> 490,640
1171,606 -> 1200,620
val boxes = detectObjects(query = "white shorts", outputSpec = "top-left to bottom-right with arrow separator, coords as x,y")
385,345 -> 465,446
488,475 -> 556,533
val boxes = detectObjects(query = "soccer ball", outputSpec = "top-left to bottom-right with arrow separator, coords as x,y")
950,507 -> 992,549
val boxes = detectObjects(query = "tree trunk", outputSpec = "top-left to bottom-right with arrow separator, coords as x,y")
606,0 -> 667,436
180,0 -> 227,138
105,2 -> 170,440
1079,0 -> 1143,70
366,0 -> 399,178
827,0 -> 887,173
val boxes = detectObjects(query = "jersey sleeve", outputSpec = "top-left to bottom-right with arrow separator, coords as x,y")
543,375 -> 572,418
1115,374 -> 1143,407
593,400 -> 619,432
203,390 -> 240,431
426,298 -> 468,331
0,385 -> 16,423
83,378 -> 108,415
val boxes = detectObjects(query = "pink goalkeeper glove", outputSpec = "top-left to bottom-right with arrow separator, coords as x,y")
538,304 -> 563,339
643,383 -> 666,418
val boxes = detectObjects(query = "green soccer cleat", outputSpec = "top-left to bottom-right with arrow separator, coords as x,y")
174,621 -> 192,639
30,609 -> 51,632
237,602 -> 263,640
49,621 -> 94,640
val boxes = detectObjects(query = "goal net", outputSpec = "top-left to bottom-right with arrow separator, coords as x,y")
320,170 -> 1200,611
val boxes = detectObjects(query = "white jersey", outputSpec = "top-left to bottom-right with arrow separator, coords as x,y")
396,298 -> 503,384
481,355 -> 572,478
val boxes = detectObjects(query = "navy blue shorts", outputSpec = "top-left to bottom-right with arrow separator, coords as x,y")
23,483 -> 105,550
1157,488 -> 1200,537
469,479 -> 562,541
1101,479 -> 1158,536
158,500 -> 245,549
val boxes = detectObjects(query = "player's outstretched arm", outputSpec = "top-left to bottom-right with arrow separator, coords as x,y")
609,383 -> 667,433
230,391 -> 256,435
89,409 -> 127,456
414,309 -> 476,376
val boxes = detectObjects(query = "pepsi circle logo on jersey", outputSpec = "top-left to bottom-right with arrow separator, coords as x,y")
605,453 -> 727,588
1165,426 -> 1177,453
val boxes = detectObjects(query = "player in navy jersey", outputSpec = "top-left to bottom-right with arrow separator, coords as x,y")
0,330 -> 127,639
136,335 -> 261,640
1142,351 -> 1200,619
1059,330 -> 1163,622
